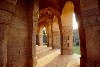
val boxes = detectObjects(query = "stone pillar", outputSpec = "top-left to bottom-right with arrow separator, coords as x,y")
52,31 -> 61,49
0,0 -> 17,67
38,35 -> 43,46
48,33 -> 52,47
85,26 -> 100,67
32,0 -> 39,66
80,0 -> 100,67
52,16 -> 61,49
0,24 -> 7,67
79,27 -> 87,67
36,34 -> 39,45
38,26 -> 44,46
46,22 -> 52,47
27,0 -> 39,66
47,33 -> 52,47
60,1 -> 73,55
74,3 -> 87,67
61,26 -> 73,55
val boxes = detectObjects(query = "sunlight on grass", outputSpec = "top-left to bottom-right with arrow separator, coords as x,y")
74,46 -> 80,55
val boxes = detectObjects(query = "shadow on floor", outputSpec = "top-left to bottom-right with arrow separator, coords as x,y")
36,46 -> 80,67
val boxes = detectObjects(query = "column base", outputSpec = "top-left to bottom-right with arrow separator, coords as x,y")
86,61 -> 100,67
61,49 -> 73,55
52,46 -> 61,49
80,57 -> 87,67
28,57 -> 37,67
47,45 -> 49,47
47,44 -> 52,47
38,43 -> 43,46
33,57 -> 37,67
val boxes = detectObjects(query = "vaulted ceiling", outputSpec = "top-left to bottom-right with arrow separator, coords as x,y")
38,0 -> 80,26
39,0 -> 70,25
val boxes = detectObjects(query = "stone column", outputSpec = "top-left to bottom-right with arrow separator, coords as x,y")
0,0 -> 17,67
38,26 -> 44,46
0,24 -> 8,67
79,26 -> 87,67
27,0 -> 39,66
36,34 -> 39,45
61,26 -> 73,55
38,35 -> 43,46
52,31 -> 61,49
74,3 -> 87,66
52,16 -> 61,49
80,0 -> 100,67
48,33 -> 52,47
85,26 -> 100,67
46,23 -> 52,47
32,0 -> 39,66
47,33 -> 52,47
60,1 -> 73,55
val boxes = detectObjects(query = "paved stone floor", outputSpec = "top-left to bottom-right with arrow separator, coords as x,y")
35,46 -> 80,67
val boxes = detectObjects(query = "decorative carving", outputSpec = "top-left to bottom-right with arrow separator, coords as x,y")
83,15 -> 100,27
82,8 -> 99,17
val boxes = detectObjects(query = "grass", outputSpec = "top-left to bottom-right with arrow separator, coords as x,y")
73,45 -> 80,55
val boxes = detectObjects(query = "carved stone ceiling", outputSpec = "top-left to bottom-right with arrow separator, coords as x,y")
39,0 -> 68,24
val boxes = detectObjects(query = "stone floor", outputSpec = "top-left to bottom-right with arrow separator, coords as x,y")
35,46 -> 80,67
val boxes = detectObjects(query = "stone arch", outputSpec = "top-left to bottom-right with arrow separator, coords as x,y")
61,0 -> 87,67
61,1 -> 74,55
73,1 -> 87,67
61,0 -> 87,66
52,16 -> 61,49
39,7 -> 62,33
40,7 -> 62,48
5,0 -> 17,5
40,7 -> 62,49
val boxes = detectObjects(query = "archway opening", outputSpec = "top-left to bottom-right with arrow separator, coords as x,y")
43,27 -> 47,46
61,1 -> 80,55
61,1 -> 80,66
73,13 -> 80,55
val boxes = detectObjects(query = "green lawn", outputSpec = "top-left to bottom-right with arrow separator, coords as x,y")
73,46 -> 80,55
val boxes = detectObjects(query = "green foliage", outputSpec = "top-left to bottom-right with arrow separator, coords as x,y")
76,41 -> 79,46
74,46 -> 80,55
43,34 -> 47,44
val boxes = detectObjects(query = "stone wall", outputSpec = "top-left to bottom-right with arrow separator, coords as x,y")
0,0 -> 33,67
80,0 -> 100,66
0,24 -> 7,67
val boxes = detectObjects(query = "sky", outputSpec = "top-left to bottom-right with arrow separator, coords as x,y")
73,13 -> 78,29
